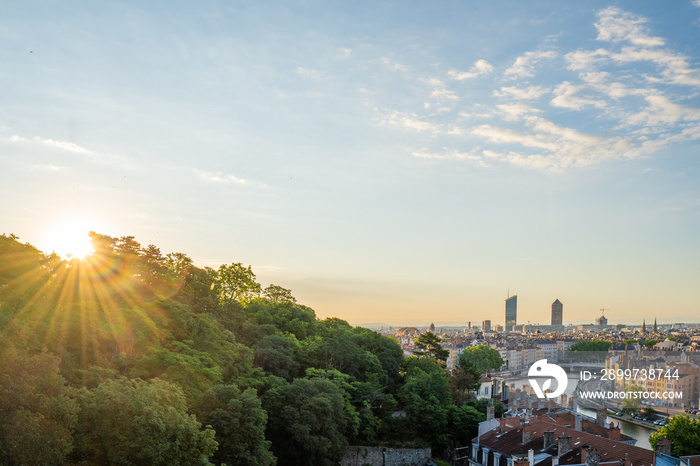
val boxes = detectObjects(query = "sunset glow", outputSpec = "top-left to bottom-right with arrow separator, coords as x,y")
39,221 -> 94,260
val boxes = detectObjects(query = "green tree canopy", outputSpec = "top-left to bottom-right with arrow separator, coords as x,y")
216,263 -> 262,304
412,331 -> 449,367
650,415 -> 700,456
458,345 -> 504,377
263,284 -> 296,303
568,340 -> 612,352
196,384 -> 276,466
72,377 -> 217,465
263,378 -> 355,466
0,347 -> 78,466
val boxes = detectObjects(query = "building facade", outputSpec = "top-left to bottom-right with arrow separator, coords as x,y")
505,295 -> 517,331
551,299 -> 563,326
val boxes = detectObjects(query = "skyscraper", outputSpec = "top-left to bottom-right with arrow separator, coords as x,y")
482,320 -> 491,332
551,299 -> 563,326
505,295 -> 517,331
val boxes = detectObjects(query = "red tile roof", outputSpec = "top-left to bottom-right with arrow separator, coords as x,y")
474,419 -> 655,466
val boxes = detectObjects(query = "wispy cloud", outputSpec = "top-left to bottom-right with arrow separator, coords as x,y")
381,57 -> 407,72
380,111 -> 442,134
550,81 -> 606,110
377,6 -> 700,172
30,163 -> 64,171
296,67 -> 320,79
595,7 -> 665,47
194,168 -> 248,184
448,59 -> 494,80
412,149 -> 485,166
8,134 -> 92,154
493,86 -> 548,100
504,50 -> 557,78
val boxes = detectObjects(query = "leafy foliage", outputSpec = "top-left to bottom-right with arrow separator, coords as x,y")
0,232 -> 490,464
567,340 -> 612,352
72,377 -> 217,465
412,331 -> 449,366
650,415 -> 700,456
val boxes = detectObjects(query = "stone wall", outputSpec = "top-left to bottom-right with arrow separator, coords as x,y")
340,446 -> 432,466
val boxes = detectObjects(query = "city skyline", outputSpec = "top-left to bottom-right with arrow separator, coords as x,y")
1,1 -> 699,326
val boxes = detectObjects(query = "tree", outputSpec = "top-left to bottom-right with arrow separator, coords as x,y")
412,332 -> 449,367
216,263 -> 261,304
263,378 -> 354,466
650,415 -> 700,456
254,334 -> 301,381
621,384 -> 644,414
458,345 -> 504,377
196,384 -> 276,466
72,377 -> 217,465
263,284 -> 296,303
568,340 -> 612,352
399,363 -> 453,450
0,347 -> 78,466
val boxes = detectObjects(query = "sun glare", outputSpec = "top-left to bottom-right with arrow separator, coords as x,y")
40,221 -> 94,260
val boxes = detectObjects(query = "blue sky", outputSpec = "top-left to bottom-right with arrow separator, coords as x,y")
1,1 -> 699,326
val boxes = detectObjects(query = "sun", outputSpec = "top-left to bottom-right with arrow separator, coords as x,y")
40,220 -> 94,260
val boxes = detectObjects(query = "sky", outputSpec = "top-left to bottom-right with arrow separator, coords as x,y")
1,1 -> 699,327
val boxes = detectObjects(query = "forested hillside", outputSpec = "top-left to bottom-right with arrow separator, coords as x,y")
0,233 -> 492,465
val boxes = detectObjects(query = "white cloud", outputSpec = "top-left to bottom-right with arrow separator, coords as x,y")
375,6 -> 700,173
412,149 -> 485,165
504,50 -> 557,78
550,81 -> 606,110
194,168 -> 247,184
425,77 -> 459,101
627,95 -> 700,126
472,124 -> 559,152
595,7 -> 665,47
448,59 -> 494,80
296,67 -> 320,79
380,111 -> 441,133
36,137 -> 92,154
30,164 -> 64,171
494,86 -> 548,100
496,103 -> 539,121
382,57 -> 407,72
8,135 -> 92,154
565,49 -> 609,71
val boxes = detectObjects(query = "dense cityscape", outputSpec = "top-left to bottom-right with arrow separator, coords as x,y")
372,297 -> 700,465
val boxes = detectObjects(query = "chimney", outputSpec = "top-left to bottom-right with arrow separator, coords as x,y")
522,426 -> 532,444
498,417 -> 507,433
572,397 -> 578,412
622,453 -> 631,466
581,420 -> 591,433
575,415 -> 582,431
656,438 -> 672,455
582,445 -> 600,466
608,424 -> 621,440
529,449 -> 534,466
558,435 -> 571,456
544,430 -> 556,450
487,402 -> 495,422
596,408 -> 607,426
